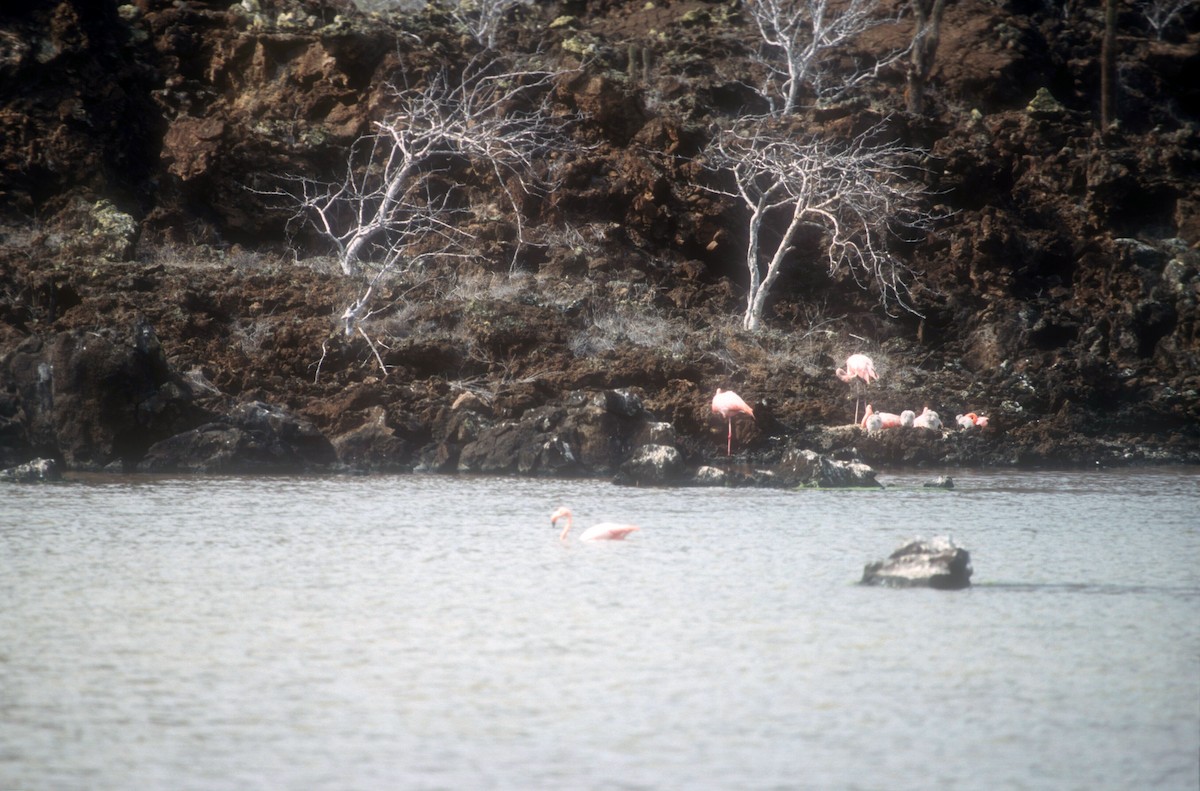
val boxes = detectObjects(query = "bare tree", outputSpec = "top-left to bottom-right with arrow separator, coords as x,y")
1138,0 -> 1196,39
266,56 -> 575,372
438,0 -> 531,50
905,0 -> 948,114
702,120 -> 938,331
743,0 -> 910,115
1101,0 -> 1117,130
281,56 -> 572,283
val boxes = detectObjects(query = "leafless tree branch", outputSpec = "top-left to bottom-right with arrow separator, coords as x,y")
701,119 -> 940,330
743,0 -> 911,115
271,54 -> 575,281
437,0 -> 532,50
1138,0 -> 1196,39
260,52 -> 577,378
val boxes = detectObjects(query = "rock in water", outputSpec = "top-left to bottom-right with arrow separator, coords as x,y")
862,536 -> 973,590
0,458 -> 62,483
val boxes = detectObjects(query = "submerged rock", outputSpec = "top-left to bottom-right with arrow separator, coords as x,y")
862,536 -> 973,590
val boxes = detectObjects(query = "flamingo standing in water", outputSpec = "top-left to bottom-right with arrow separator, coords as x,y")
712,388 -> 755,456
551,507 -> 639,542
836,353 -> 878,424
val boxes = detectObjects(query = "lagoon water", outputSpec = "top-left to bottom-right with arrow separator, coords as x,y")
1,468 -> 1198,790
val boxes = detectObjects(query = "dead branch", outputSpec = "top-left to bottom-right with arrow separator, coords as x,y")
743,0 -> 910,115
702,119 -> 941,330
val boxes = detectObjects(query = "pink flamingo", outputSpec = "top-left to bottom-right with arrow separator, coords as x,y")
836,353 -> 878,424
551,507 -> 640,542
712,388 -> 755,456
860,403 -> 903,430
956,412 -> 990,429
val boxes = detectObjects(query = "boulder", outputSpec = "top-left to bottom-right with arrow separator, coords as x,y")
456,388 -> 677,478
0,457 -> 62,483
0,322 -> 200,471
138,400 -> 335,473
861,536 -> 973,590
614,443 -> 685,486
777,447 -> 881,488
330,406 -> 412,472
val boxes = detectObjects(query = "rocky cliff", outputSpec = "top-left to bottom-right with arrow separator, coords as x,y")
1,0 -> 1197,476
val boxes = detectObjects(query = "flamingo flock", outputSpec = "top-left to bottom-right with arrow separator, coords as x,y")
837,354 -> 986,435
862,402 -> 987,434
546,352 -> 993,543
705,354 -> 990,454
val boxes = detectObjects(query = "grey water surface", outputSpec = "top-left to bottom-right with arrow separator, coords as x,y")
2,468 -> 1198,790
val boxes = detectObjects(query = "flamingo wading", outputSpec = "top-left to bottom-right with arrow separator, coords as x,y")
836,353 -> 878,425
551,507 -> 640,542
712,388 -> 755,456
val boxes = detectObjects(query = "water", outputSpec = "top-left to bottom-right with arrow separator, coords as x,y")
1,468 -> 1198,790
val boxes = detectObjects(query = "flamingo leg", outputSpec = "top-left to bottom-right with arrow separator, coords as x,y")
727,419 -> 733,456
852,380 -> 868,425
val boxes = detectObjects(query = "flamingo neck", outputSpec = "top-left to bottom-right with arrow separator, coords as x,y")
558,514 -> 573,541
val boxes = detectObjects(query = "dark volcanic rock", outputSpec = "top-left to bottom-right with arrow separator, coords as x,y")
614,443 -> 686,486
777,447 -> 882,488
0,0 -> 1197,477
0,322 -> 199,470
0,457 -> 62,483
456,388 -> 677,478
862,536 -> 974,590
139,400 -> 336,473
330,405 -> 412,472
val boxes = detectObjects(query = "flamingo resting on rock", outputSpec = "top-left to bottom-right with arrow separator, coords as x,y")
712,388 -> 755,456
861,404 -> 903,430
912,407 -> 943,430
956,412 -> 989,429
864,413 -> 884,435
551,507 -> 639,542
836,353 -> 878,425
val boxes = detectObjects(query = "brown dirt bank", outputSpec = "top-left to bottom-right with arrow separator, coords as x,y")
1,0 -> 1198,476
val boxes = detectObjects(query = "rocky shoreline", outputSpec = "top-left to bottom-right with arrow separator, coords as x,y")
1,0 -> 1198,480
